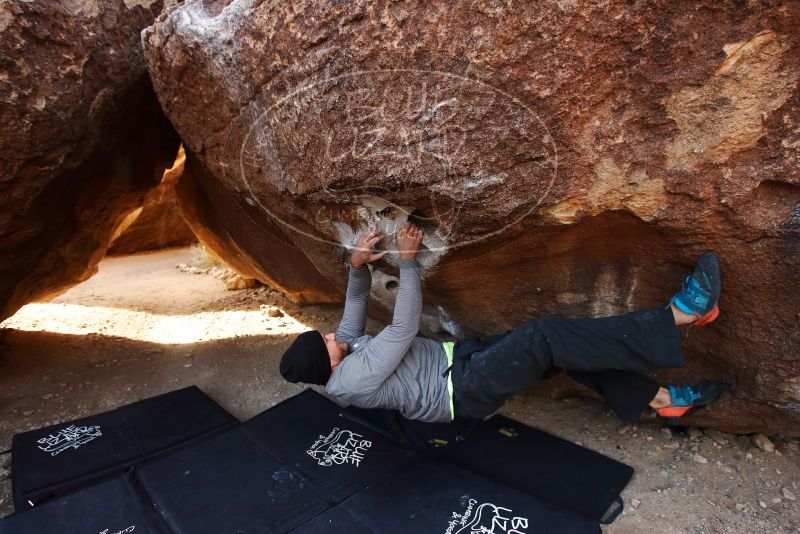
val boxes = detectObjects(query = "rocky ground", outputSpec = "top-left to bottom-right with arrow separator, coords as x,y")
0,247 -> 797,532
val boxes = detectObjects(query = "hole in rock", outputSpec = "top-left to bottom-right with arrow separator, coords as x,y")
407,208 -> 436,228
376,206 -> 397,218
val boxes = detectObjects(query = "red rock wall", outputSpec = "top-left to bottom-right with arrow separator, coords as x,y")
0,0 -> 180,319
108,147 -> 196,255
142,1 -> 800,434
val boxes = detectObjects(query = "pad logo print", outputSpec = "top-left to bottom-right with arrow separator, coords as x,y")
36,424 -> 103,456
445,499 -> 529,534
306,427 -> 372,467
99,526 -> 135,534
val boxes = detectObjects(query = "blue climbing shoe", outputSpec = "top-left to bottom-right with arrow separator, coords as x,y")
655,380 -> 727,423
670,252 -> 721,326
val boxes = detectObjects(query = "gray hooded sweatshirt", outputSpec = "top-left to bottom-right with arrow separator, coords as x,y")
324,259 -> 453,422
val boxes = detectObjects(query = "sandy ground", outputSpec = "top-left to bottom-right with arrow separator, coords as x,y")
0,247 -> 798,532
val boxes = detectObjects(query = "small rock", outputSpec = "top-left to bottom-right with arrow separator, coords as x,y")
42,394 -> 52,400
746,453 -> 753,460
688,428 -> 703,440
758,500 -> 767,509
735,503 -> 747,512
267,306 -> 284,318
692,454 -> 708,464
22,410 -> 34,416
226,275 -> 258,291
663,442 -> 680,450
0,467 -> 9,479
782,487 -> 796,501
753,434 -> 775,453
617,425 -> 631,435
704,429 -> 728,445
183,363 -> 192,368
631,498 -> 641,509
661,428 -> 672,438
771,497 -> 782,504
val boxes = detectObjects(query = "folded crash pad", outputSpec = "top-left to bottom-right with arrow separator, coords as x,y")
0,474 -> 168,534
135,426 -> 329,534
135,389 -> 414,533
241,389 -> 412,502
444,414 -> 634,522
338,458 -> 599,534
12,386 -> 236,510
344,407 -> 632,523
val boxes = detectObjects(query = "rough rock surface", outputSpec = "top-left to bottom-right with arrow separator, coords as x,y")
143,1 -> 800,434
0,0 -> 180,320
108,147 -> 196,255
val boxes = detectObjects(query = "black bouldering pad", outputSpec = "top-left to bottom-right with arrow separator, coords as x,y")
241,389 -> 412,502
444,414 -> 634,522
339,458 -> 599,534
0,474 -> 169,534
289,507 -> 377,534
135,426 -> 328,534
11,386 -> 236,510
342,404 -> 480,453
7,388 -> 632,532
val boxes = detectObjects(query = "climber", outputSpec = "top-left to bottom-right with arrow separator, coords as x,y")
279,223 -> 726,425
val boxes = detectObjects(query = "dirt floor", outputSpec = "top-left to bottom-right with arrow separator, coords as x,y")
0,247 -> 798,532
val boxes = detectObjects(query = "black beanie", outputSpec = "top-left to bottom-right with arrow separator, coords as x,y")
280,330 -> 331,385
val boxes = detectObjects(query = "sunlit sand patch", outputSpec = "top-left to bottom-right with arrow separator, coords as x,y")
0,303 -> 310,345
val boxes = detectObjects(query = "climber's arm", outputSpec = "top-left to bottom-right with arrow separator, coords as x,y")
335,228 -> 387,344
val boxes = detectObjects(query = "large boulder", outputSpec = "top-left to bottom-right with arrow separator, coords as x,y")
143,1 -> 800,434
0,0 -> 180,320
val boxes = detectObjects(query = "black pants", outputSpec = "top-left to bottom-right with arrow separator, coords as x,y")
452,307 -> 679,423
